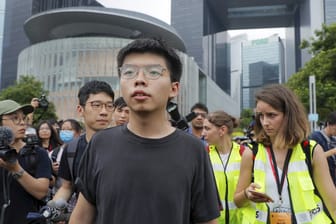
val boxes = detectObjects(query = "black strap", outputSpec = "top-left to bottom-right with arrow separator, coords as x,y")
251,142 -> 258,182
215,146 -> 232,223
268,147 -> 292,202
301,140 -> 332,220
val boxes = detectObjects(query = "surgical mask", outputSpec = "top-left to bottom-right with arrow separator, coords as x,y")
59,130 -> 74,143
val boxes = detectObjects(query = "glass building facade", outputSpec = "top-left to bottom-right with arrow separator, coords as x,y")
32,0 -> 102,14
241,35 -> 285,109
0,0 -> 103,90
325,0 -> 336,25
0,0 -> 5,75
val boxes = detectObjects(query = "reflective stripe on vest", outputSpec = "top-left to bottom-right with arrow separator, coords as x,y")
208,142 -> 241,223
254,141 -> 331,224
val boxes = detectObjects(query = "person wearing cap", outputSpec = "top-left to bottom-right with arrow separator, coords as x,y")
0,99 -> 52,223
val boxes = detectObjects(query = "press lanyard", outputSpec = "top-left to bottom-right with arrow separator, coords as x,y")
266,147 -> 292,203
216,146 -> 231,223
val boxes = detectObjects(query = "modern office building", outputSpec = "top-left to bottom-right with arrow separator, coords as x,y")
171,0 -> 336,111
0,0 -> 5,76
0,0 -> 102,89
325,0 -> 336,25
241,35 -> 285,109
18,7 -> 239,119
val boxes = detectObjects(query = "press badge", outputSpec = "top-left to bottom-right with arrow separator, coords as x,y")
270,206 -> 291,224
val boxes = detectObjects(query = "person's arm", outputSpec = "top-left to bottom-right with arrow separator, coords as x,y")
234,147 -> 254,207
53,179 -> 73,201
325,147 -> 336,158
312,144 -> 336,222
0,160 -> 49,200
69,193 -> 95,224
26,98 -> 39,125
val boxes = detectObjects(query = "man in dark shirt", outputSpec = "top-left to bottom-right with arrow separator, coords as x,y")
52,80 -> 114,205
70,38 -> 220,224
0,99 -> 52,223
310,111 -> 336,185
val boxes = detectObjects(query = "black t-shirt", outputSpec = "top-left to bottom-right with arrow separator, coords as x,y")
78,125 -> 220,224
59,134 -> 88,182
0,145 -> 52,224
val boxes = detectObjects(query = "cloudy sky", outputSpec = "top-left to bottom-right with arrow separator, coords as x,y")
97,0 -> 285,40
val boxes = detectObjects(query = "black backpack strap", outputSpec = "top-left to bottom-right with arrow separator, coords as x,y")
301,139 -> 332,220
66,137 -> 80,182
249,142 -> 258,182
301,140 -> 313,177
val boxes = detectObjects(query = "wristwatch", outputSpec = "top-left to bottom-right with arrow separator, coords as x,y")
11,169 -> 25,180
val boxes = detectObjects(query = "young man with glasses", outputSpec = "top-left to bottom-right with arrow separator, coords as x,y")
0,99 -> 52,223
51,80 -> 114,211
70,38 -> 220,224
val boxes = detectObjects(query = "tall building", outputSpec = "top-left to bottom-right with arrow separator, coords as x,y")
325,0 -> 336,25
0,0 -> 102,89
171,0 -> 336,111
0,0 -> 5,75
0,0 -> 32,89
241,35 -> 285,109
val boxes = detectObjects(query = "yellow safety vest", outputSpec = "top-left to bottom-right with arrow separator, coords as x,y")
253,141 -> 332,223
208,142 -> 241,223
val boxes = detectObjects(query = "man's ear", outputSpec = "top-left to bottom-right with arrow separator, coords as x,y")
77,105 -> 84,117
169,82 -> 179,99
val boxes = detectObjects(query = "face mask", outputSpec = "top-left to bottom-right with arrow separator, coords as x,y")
59,130 -> 74,143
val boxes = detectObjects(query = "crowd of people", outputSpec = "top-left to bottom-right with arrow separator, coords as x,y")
0,38 -> 336,224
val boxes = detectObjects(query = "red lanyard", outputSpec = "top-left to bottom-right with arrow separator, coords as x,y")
266,146 -> 292,202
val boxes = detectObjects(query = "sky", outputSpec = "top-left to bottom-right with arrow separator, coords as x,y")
98,0 -> 285,40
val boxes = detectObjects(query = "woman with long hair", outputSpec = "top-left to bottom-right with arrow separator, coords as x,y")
36,120 -> 62,152
234,84 -> 336,223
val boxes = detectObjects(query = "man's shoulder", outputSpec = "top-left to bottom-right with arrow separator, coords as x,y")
309,130 -> 324,140
96,125 -> 126,137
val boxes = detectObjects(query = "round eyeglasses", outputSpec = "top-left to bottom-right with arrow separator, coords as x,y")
84,101 -> 114,112
119,64 -> 167,80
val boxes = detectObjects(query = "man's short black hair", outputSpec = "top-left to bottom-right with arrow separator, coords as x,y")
78,80 -> 115,106
113,97 -> 127,109
117,38 -> 182,82
190,102 -> 208,113
325,112 -> 336,126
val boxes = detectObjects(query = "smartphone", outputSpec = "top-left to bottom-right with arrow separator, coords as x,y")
249,190 -> 274,202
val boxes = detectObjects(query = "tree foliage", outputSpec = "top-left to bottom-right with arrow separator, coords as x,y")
239,108 -> 255,130
0,76 -> 57,124
287,23 -> 336,122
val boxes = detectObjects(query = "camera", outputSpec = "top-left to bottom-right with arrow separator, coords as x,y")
0,127 -> 18,163
166,102 -> 197,130
38,94 -> 49,110
23,127 -> 40,148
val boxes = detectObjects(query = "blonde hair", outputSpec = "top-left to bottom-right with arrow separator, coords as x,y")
206,110 -> 238,135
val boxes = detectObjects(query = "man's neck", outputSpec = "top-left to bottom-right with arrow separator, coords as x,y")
192,127 -> 203,138
11,139 -> 26,152
127,111 -> 175,139
323,127 -> 332,137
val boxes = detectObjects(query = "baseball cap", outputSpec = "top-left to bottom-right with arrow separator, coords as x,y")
0,100 -> 34,116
